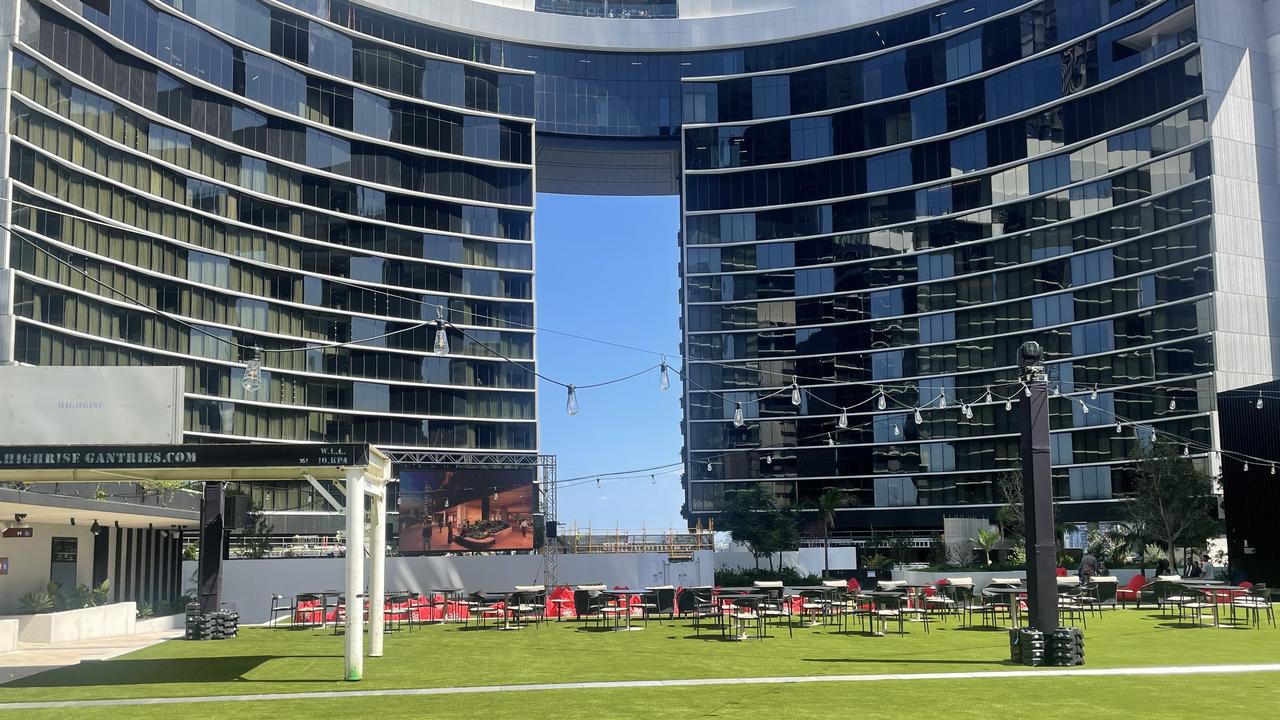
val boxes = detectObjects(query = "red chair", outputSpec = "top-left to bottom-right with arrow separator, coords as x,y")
1116,574 -> 1148,607
1056,567 -> 1069,577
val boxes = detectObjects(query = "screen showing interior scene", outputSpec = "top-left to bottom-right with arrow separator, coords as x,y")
398,468 -> 536,553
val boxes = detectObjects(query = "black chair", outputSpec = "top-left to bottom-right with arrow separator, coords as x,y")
269,593 -> 294,627
510,585 -> 547,627
754,582 -> 792,638
573,584 -> 609,628
643,586 -> 677,624
691,587 -> 723,637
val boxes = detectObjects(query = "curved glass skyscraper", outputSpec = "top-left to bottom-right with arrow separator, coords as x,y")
1,0 -> 1275,536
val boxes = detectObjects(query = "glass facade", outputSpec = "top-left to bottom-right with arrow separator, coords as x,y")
7,0 -> 537,453
680,0 -> 1215,529
1,0 -> 1224,533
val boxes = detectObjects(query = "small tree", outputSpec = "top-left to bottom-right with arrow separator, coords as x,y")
972,527 -> 1001,566
805,487 -> 849,578
996,469 -> 1025,542
720,485 -> 796,572
1127,440 -> 1219,569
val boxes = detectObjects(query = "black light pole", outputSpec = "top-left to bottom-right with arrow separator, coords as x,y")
1019,341 -> 1058,633
197,481 -> 224,613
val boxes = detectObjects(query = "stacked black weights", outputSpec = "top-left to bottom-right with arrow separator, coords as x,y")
1049,627 -> 1085,666
185,602 -> 240,640
1009,628 -> 1045,666
1009,627 -> 1084,666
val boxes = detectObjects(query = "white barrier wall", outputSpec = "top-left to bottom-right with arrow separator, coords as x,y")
189,551 -> 716,624
714,548 -> 858,575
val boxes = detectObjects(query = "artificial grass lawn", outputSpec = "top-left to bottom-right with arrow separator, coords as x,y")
2,607 -> 1277,706
11,673 -> 1280,720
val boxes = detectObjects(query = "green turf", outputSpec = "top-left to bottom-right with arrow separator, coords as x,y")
2,607 -> 1277,712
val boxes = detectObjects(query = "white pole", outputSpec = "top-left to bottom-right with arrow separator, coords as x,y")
368,490 -> 386,657
344,467 -> 365,681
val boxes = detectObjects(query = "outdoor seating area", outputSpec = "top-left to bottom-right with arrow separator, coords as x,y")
265,578 -> 1276,642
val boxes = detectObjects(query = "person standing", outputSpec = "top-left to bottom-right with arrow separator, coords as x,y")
1079,552 -> 1100,583
1200,554 -> 1215,581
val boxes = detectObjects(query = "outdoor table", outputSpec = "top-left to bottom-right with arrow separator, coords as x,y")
306,590 -> 342,629
789,586 -> 840,626
478,591 -> 519,630
861,591 -> 910,636
724,593 -> 765,640
1177,582 -> 1248,627
601,589 -> 648,631
983,586 -> 1027,628
548,597 -> 573,621
427,587 -> 466,623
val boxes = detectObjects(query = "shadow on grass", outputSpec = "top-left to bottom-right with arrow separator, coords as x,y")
4,656 -> 338,689
803,657 -> 1011,666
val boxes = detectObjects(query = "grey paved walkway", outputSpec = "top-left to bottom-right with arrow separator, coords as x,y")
1,662 -> 1279,709
0,631 -> 182,685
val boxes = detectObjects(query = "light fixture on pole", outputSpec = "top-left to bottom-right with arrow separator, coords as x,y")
241,346 -> 263,393
659,356 -> 671,391
432,307 -> 450,356
565,385 -> 579,416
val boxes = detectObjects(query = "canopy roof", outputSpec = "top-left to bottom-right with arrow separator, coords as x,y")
0,443 -> 391,485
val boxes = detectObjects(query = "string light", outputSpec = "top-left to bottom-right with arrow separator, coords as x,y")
241,346 -> 263,393
432,307 -> 450,356
1090,385 -> 1098,401
826,433 -> 836,447
659,356 -> 671,391
962,403 -> 973,419
705,460 -> 713,472
764,455 -> 772,465
1182,445 -> 1190,458
444,496 -> 450,508
892,423 -> 901,437
982,386 -> 992,404
1080,401 -> 1089,415
1052,385 -> 1061,398
1005,398 -> 1013,412
1023,383 -> 1031,398
790,377 -> 803,406
877,387 -> 887,411
733,402 -> 745,428
1169,398 -> 1177,411
1244,462 -> 1250,472
1115,421 -> 1123,434
937,392 -> 948,410
914,408 -> 924,424
838,407 -> 849,429
566,385 -> 579,416
1257,391 -> 1264,410
1272,463 -> 1277,476
650,474 -> 656,485
492,488 -> 498,501
596,477 -> 601,488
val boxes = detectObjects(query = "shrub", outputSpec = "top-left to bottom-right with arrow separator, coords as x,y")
19,589 -> 56,614
714,565 -> 823,587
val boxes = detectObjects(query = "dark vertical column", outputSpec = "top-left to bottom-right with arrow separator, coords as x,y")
122,529 -> 133,600
1019,341 -> 1058,634
92,527 -> 110,587
159,532 -> 171,603
132,528 -> 143,602
112,525 -> 123,602
143,529 -> 155,606
198,482 -> 225,613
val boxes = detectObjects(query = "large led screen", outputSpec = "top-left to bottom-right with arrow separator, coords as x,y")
398,468 -> 536,553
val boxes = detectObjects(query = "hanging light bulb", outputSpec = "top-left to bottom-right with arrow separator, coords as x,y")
1024,383 -> 1031,398
826,433 -> 836,447
892,423 -> 901,437
1115,421 -> 1123,434
877,387 -> 887,411
1272,463 -> 1277,476
1257,391 -> 1264,410
914,408 -> 924,425
962,403 -> 972,419
838,407 -> 849,429
790,377 -> 802,406
733,402 -> 745,428
650,474 -> 656,485
1244,462 -> 1250,472
1005,398 -> 1013,412
1090,385 -> 1098,401
1182,445 -> 1190,458
983,386 -> 992,404
596,477 -> 601,488
938,392 -> 947,410
444,496 -> 450,508
1169,398 -> 1177,411
241,346 -> 263,394
492,488 -> 499,501
659,355 -> 671,391
764,455 -> 773,465
1052,385 -> 1061,398
566,384 -> 579,416
705,460 -> 713,473
432,307 -> 450,356
1080,401 -> 1089,415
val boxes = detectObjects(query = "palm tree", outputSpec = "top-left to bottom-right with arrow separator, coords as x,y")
973,527 -> 1002,566
809,488 -> 848,578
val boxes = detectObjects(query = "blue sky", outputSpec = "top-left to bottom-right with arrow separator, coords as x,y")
534,193 -> 686,530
